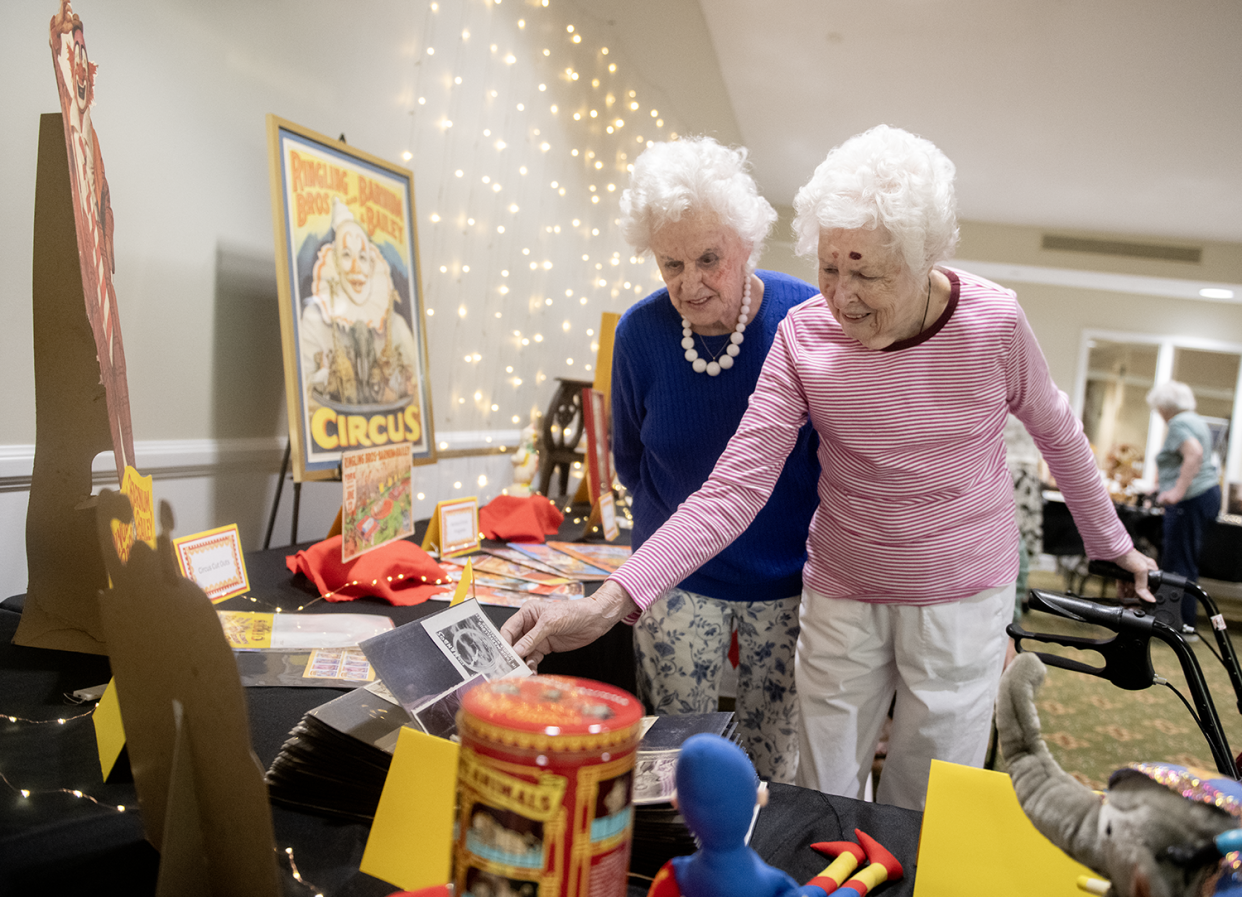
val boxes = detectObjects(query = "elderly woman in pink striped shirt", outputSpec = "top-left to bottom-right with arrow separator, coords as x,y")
503,125 -> 1156,810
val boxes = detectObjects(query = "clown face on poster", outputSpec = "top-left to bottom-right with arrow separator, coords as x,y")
267,116 -> 435,480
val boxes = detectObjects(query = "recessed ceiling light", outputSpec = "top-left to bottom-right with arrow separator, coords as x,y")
1200,287 -> 1235,300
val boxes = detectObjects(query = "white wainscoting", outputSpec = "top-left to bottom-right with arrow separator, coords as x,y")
0,431 -> 528,601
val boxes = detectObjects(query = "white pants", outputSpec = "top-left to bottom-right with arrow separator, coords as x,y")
794,584 -> 1014,811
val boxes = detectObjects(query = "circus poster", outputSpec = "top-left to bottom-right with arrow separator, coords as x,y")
340,443 -> 414,562
267,116 -> 435,480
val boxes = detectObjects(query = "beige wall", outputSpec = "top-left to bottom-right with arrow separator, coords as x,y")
763,211 -> 1242,396
956,221 -> 1242,392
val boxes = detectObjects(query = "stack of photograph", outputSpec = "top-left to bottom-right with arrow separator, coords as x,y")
628,711 -> 742,878
266,683 -> 410,821
267,599 -> 531,820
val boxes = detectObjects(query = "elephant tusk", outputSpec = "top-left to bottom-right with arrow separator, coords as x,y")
1076,874 -> 1110,895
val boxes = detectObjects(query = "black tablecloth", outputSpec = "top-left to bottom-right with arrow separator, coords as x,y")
0,529 -> 922,896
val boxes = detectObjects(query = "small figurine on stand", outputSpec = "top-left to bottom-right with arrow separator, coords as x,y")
646,734 -> 903,897
509,410 -> 542,498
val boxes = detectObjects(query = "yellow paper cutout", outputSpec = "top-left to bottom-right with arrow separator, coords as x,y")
450,559 -> 475,606
914,760 -> 1093,897
360,726 -> 458,891
110,467 -> 156,565
93,678 -> 126,779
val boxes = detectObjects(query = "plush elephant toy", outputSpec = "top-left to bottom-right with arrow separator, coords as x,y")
997,652 -> 1242,897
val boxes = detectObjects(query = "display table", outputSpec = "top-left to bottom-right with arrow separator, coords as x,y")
0,534 -> 922,896
1043,491 -> 1242,586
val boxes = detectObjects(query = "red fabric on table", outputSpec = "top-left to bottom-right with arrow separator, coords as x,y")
285,535 -> 450,606
478,494 -> 564,542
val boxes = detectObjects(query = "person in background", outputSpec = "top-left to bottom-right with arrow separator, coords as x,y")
1147,380 -> 1222,638
504,125 -> 1154,810
1004,414 -> 1043,620
609,137 -> 821,783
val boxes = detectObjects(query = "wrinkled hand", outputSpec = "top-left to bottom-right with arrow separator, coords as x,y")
500,580 -> 639,670
1112,547 -> 1158,603
1156,488 -> 1184,506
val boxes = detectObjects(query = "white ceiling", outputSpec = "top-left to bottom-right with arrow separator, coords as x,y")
697,0 -> 1242,245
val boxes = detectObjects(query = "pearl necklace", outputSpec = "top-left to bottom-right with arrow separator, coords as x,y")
680,277 -> 750,377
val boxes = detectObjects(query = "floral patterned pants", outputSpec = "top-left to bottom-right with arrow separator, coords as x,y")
633,588 -> 800,783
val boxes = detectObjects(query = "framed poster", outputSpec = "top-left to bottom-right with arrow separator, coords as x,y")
266,115 -> 435,480
582,387 -> 613,504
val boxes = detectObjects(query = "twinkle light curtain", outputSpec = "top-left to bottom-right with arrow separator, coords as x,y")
399,0 -> 687,448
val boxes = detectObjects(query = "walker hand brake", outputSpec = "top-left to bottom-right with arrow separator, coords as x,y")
1008,589 -> 1156,691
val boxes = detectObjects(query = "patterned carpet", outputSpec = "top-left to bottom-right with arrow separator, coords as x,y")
998,571 -> 1242,789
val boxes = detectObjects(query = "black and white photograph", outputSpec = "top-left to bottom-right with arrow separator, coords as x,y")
422,599 -> 527,681
359,600 -> 528,715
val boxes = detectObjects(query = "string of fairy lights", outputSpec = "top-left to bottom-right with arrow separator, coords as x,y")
398,0 -> 685,442
0,719 -> 325,895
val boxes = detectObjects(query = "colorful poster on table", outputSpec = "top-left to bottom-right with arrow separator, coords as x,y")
267,115 -> 435,481
341,444 -> 414,561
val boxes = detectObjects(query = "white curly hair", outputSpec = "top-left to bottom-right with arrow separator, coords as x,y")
792,124 -> 959,277
620,136 -> 776,272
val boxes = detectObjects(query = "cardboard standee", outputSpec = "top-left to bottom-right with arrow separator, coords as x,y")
93,491 -> 280,896
14,112 -> 116,654
156,700 -> 211,897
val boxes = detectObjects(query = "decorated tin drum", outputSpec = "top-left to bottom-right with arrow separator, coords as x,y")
455,675 -> 644,897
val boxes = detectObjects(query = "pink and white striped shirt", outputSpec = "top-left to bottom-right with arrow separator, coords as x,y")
612,267 -> 1132,610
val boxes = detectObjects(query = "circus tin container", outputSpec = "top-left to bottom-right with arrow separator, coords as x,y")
455,675 -> 643,897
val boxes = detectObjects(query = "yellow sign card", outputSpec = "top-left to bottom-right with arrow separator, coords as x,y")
360,726 -> 458,891
421,496 -> 480,558
914,760 -> 1093,897
599,492 -> 619,541
172,524 -> 250,603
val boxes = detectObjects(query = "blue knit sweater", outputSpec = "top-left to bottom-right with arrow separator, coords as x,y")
611,270 -> 821,602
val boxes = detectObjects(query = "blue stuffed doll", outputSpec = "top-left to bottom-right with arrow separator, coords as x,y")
646,734 -> 845,897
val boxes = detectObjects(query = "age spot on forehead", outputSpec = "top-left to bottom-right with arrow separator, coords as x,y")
849,251 -> 862,260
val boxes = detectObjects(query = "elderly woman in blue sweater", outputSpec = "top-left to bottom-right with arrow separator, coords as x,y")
610,137 -> 821,782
